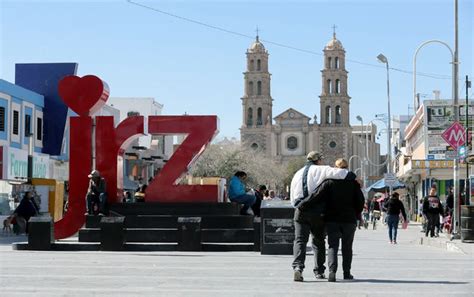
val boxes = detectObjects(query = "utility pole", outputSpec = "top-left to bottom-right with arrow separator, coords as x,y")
453,0 -> 460,236
467,75 -> 472,205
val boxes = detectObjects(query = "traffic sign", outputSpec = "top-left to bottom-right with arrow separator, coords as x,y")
441,121 -> 466,150
459,145 -> 467,158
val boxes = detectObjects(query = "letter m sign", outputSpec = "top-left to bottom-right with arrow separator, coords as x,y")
441,121 -> 466,149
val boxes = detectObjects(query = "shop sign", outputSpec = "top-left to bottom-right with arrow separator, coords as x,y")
1,146 -> 50,180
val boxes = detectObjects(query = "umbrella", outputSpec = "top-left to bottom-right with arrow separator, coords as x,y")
365,178 -> 405,193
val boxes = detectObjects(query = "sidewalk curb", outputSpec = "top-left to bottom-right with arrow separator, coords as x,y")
419,236 -> 466,254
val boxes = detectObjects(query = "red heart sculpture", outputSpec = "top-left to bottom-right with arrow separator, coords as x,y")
58,75 -> 110,116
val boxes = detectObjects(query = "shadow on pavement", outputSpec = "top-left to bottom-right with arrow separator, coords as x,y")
353,279 -> 468,285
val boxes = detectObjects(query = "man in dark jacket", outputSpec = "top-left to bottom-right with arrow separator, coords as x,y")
423,187 -> 444,238
385,192 -> 407,244
297,159 -> 363,282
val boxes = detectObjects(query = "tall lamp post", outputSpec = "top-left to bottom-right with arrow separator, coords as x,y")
356,115 -> 368,190
377,54 -> 392,188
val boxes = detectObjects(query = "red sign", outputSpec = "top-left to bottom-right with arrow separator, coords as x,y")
441,122 -> 466,149
53,75 -> 218,239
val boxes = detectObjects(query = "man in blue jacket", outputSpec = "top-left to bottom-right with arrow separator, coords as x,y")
228,171 -> 256,215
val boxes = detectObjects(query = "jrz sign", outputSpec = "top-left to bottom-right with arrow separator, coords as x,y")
54,75 -> 218,239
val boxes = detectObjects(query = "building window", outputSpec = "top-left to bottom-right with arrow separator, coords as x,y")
13,110 -> 19,135
335,105 -> 342,124
36,117 -> 42,141
327,79 -> 332,94
325,106 -> 331,124
0,107 -> 5,132
248,81 -> 254,95
335,57 -> 339,69
287,136 -> 298,150
335,79 -> 340,94
257,81 -> 262,95
251,143 -> 258,150
247,108 -> 253,127
257,108 -> 263,126
327,57 -> 332,69
257,59 -> 261,71
25,114 -> 31,136
329,141 -> 337,148
250,59 -> 255,71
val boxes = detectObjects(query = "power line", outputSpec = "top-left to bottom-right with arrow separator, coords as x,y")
127,0 -> 454,80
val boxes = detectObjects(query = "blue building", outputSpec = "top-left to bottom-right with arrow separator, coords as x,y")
0,79 -> 50,181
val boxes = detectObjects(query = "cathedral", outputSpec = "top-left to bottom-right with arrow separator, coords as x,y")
240,32 -> 381,172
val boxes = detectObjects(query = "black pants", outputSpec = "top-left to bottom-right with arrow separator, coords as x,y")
326,222 -> 356,274
86,193 -> 107,215
425,213 -> 440,237
292,214 -> 326,274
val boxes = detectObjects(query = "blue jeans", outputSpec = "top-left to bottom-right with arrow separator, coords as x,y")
387,214 -> 399,242
230,194 -> 256,212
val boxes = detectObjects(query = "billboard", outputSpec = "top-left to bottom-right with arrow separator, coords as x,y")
425,100 -> 474,160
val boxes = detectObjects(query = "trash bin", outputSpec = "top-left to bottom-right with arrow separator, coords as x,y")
460,205 -> 474,243
260,200 -> 295,255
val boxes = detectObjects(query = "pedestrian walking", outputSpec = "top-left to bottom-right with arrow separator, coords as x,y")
297,158 -> 363,282
385,192 -> 407,244
290,152 -> 354,282
423,187 -> 444,238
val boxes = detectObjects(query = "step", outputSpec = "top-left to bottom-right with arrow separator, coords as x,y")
201,228 -> 254,243
201,243 -> 255,252
109,202 -> 240,216
79,228 -> 177,243
85,215 -> 254,229
13,242 -> 255,252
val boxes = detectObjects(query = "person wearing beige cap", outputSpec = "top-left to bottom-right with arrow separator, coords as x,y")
291,151 -> 354,282
85,170 -> 108,215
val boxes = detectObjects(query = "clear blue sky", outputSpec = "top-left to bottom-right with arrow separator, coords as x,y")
1,0 -> 473,154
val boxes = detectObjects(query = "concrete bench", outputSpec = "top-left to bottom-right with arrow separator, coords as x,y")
177,217 -> 202,251
28,215 -> 54,250
100,216 -> 125,251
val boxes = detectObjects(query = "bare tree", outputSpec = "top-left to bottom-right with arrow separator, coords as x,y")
190,142 -> 288,193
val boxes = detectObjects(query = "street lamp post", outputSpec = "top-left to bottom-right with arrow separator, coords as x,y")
413,40 -> 459,235
356,115 -> 368,189
377,54 -> 392,178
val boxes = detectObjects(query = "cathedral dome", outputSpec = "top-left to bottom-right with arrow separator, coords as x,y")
248,37 -> 266,52
325,34 -> 344,50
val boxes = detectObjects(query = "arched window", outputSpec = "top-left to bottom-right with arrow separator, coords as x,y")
326,106 -> 332,124
250,59 -> 255,71
335,57 -> 339,69
248,81 -> 254,95
335,105 -> 342,124
257,59 -> 261,71
327,57 -> 332,69
247,108 -> 253,127
326,79 -> 332,94
257,81 -> 262,95
335,79 -> 340,94
257,108 -> 263,126
287,136 -> 298,150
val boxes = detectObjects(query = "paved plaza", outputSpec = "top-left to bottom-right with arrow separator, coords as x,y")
0,223 -> 472,297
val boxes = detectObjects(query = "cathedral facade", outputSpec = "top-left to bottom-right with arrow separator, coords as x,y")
240,33 -> 381,174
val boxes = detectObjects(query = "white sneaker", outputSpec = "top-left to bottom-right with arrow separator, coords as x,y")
294,270 -> 304,282
246,208 -> 254,215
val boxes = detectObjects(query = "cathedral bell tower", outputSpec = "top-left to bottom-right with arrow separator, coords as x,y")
318,30 -> 352,165
320,30 -> 350,127
240,33 -> 273,154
